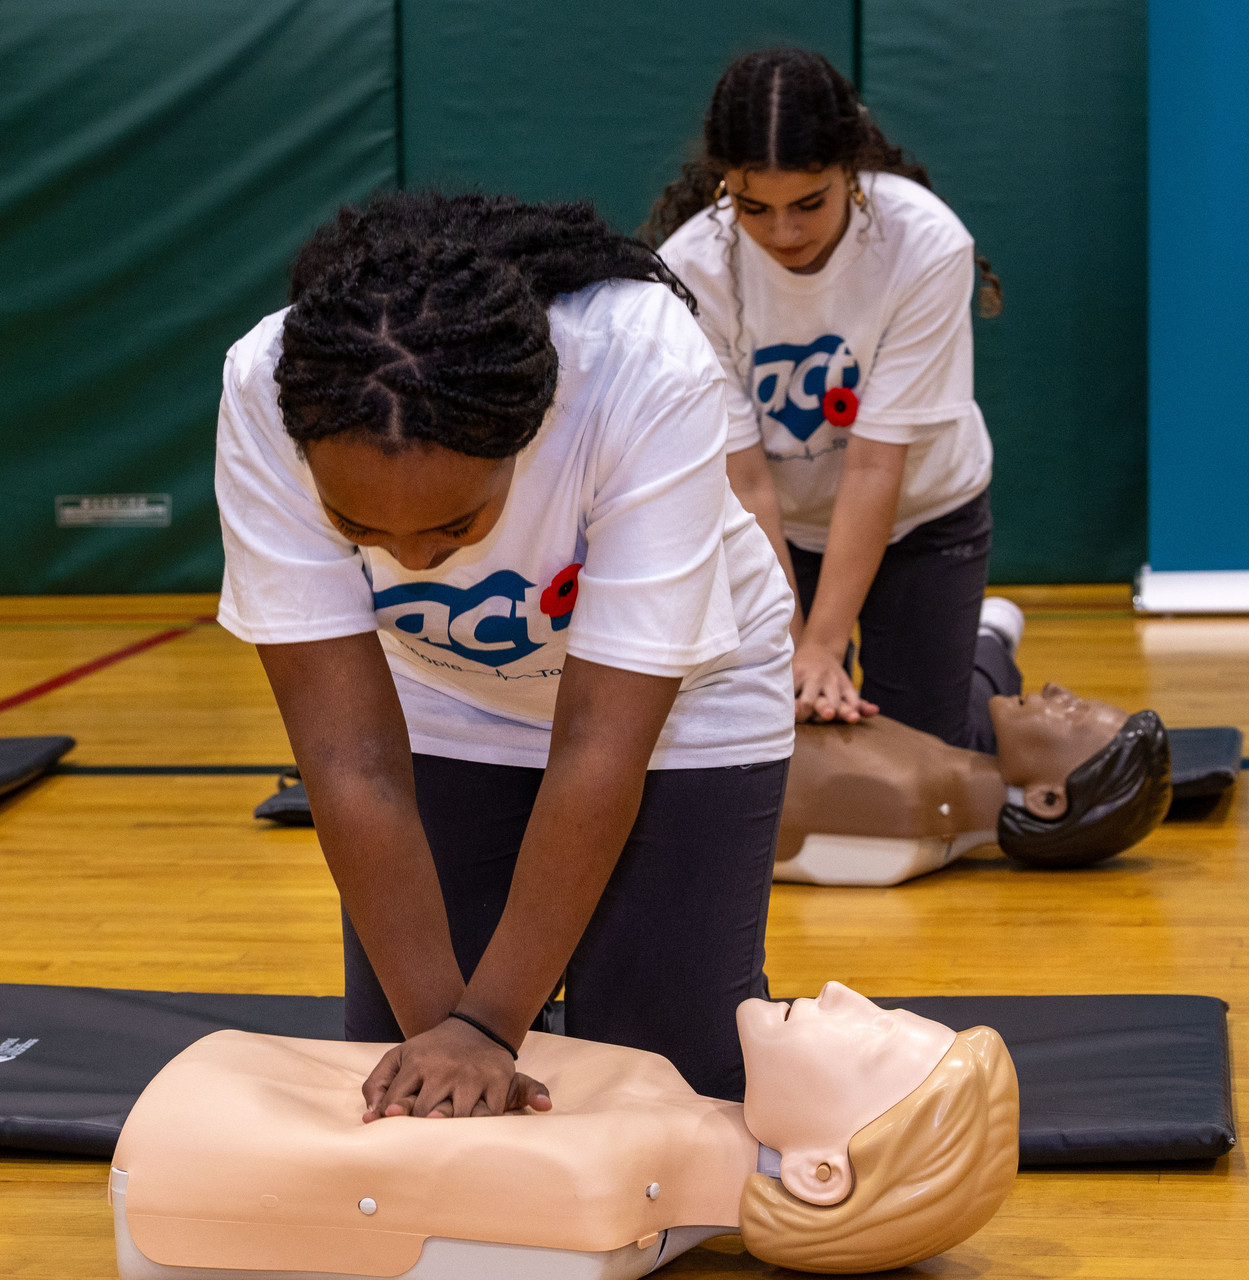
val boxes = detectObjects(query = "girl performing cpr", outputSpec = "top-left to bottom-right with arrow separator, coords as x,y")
652,48 -> 1021,748
215,193 -> 793,1114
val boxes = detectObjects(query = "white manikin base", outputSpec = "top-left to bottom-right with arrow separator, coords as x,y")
773,831 -> 998,886
111,1169 -> 727,1280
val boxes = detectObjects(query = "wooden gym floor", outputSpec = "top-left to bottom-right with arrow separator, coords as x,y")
1,587 -> 1247,1278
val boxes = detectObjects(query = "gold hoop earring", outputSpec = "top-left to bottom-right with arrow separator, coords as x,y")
713,178 -> 728,202
848,172 -> 865,208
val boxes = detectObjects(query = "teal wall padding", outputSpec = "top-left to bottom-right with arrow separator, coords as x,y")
863,2 -> 1147,583
0,1 -> 397,594
399,1 -> 855,237
1148,1 -> 1249,572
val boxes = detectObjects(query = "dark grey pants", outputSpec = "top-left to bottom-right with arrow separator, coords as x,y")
342,754 -> 789,1102
789,490 -> 1021,752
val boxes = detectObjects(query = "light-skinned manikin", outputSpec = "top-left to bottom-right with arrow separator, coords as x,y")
111,984 -> 1018,1279
776,683 -> 1168,884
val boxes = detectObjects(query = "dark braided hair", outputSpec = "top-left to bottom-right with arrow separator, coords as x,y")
277,191 -> 695,460
642,48 -> 1001,318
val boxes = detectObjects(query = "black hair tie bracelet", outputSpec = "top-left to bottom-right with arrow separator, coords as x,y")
447,1010 -> 519,1060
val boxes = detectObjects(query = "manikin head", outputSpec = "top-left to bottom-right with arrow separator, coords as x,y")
991,684 -> 1171,869
735,983 -> 1018,1273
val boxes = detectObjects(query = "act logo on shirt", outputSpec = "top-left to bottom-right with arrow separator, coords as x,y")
753,335 -> 860,441
372,565 -> 580,671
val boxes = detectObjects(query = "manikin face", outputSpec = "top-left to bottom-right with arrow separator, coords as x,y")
724,166 -> 852,275
304,435 -> 515,573
737,982 -> 956,1207
990,683 -> 1128,820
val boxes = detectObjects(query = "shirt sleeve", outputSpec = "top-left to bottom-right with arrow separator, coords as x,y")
566,348 -> 742,679
660,240 -> 761,454
215,337 -> 378,645
851,244 -> 978,446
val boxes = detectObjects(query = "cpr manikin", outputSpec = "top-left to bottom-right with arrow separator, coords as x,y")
775,683 -> 1171,885
110,983 -> 1018,1279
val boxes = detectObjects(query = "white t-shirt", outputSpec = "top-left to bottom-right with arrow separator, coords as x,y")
659,172 -> 993,551
216,280 -> 795,770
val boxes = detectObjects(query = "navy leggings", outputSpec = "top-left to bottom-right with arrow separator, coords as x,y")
789,490 -> 1021,752
342,754 -> 789,1102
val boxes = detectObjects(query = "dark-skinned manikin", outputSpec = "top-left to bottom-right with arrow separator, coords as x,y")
777,684 -> 1171,878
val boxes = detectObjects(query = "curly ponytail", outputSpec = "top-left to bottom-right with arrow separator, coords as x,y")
277,191 -> 695,459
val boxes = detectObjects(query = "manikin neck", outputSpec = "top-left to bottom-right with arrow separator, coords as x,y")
968,749 -> 1011,831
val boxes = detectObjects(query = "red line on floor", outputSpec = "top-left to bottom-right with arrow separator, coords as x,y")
0,618 -> 213,713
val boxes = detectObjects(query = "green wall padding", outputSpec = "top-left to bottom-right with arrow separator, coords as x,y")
863,1 -> 1147,583
399,1 -> 855,236
3,2 -> 1147,592
0,0 -> 398,594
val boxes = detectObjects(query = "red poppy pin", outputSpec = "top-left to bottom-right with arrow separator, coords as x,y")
822,386 -> 859,427
540,563 -> 582,630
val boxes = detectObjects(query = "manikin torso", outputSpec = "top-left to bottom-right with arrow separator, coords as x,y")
115,1031 -> 756,1275
110,988 -> 961,1279
775,689 -> 1132,884
777,717 -> 1007,859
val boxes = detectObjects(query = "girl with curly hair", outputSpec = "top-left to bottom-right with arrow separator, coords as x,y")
649,48 -> 1020,750
214,191 -> 793,1118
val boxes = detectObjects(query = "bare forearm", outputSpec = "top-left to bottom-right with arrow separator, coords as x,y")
804,497 -> 892,651
300,757 -> 464,1037
726,447 -> 803,632
459,742 -> 646,1046
457,656 -> 679,1048
804,442 -> 907,653
258,634 -> 463,1038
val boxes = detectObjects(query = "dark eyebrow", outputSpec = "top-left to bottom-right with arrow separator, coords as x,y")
324,500 -> 488,536
734,182 -> 833,211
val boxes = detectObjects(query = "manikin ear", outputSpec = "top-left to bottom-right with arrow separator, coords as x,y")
1023,782 -> 1068,819
778,1149 -> 853,1207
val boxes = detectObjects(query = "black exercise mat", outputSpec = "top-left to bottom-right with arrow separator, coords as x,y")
1166,726 -> 1244,803
0,985 -> 342,1156
0,736 -> 75,798
0,985 -> 1233,1166
873,994 -> 1235,1164
254,774 -> 313,826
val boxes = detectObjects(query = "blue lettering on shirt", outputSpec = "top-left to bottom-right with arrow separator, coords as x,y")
753,335 -> 860,442
372,571 -> 542,668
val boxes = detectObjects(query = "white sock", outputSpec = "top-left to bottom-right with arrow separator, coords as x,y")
978,596 -> 1025,657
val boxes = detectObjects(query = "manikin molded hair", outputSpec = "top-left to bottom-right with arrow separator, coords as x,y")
277,191 -> 695,460
740,1026 -> 1018,1272
997,710 -> 1172,869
